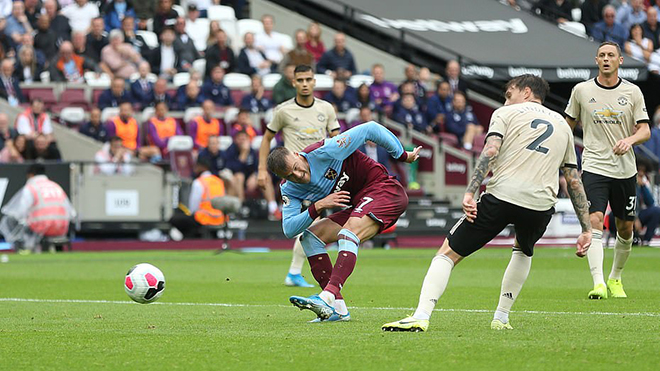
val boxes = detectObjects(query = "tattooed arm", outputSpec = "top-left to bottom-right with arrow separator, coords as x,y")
462,135 -> 502,222
561,166 -> 592,257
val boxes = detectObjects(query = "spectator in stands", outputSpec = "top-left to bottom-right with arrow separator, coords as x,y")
186,5 -> 208,53
98,77 -> 134,109
205,28 -> 235,75
189,99 -> 222,149
0,112 -> 17,151
394,94 -> 428,134
34,15 -> 58,61
146,101 -> 182,157
106,100 -> 160,161
15,98 -> 53,140
150,27 -> 185,79
236,32 -> 272,76
175,79 -> 205,110
581,0 -> 608,36
445,60 -> 468,96
0,58 -> 25,105
241,74 -> 272,113
369,64 -> 399,112
206,20 -> 221,47
317,33 -> 356,79
43,0 -> 72,43
634,159 -> 660,245
643,7 -> 660,48
641,105 -> 660,159
229,109 -> 259,140
400,64 -> 427,105
104,0 -> 137,32
73,31 -> 93,60
355,83 -> 377,112
19,33 -> 46,67
151,77 -> 174,107
350,106 -> 374,128
426,80 -> 453,131
272,63 -> 296,104
49,41 -> 97,83
153,0 -> 178,36
174,17 -> 200,67
592,5 -> 629,49
0,134 -> 27,163
535,0 -> 572,24
134,0 -> 156,30
225,129 -> 279,219
625,23 -> 654,63
305,21 -> 325,63
5,1 -> 33,46
24,0 -> 40,29
131,62 -> 154,108
122,16 -> 150,60
281,29 -> 314,71
95,136 -> 134,175
25,133 -> 61,161
418,67 -> 435,92
359,140 -> 392,174
617,0 -> 647,31
393,81 -> 419,117
101,29 -> 143,80
197,135 -> 226,176
201,66 -> 233,106
255,14 -> 288,68
14,45 -> 42,83
86,18 -> 109,63
80,107 -> 109,142
445,91 -> 482,150
62,0 -> 100,33
324,79 -> 356,113
0,20 -> 11,60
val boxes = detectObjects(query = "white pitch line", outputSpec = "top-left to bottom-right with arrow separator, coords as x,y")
1,297 -> 659,318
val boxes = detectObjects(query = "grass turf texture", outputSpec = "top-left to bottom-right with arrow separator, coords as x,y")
1,248 -> 659,370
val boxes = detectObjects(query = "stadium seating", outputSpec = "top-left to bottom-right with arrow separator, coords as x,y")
173,73 -> 191,87
223,73 -> 252,89
262,73 -> 282,89
349,75 -> 374,88
136,31 -> 159,49
59,107 -> 86,125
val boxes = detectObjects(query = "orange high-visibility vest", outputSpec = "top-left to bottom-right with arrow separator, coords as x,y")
150,117 -> 177,146
193,116 -> 221,148
112,116 -> 139,150
16,108 -> 48,134
194,174 -> 227,226
26,177 -> 69,237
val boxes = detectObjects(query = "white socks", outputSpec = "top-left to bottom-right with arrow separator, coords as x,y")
609,233 -> 632,280
288,237 -> 305,275
587,230 -> 605,286
412,254 -> 455,321
319,290 -> 336,307
334,299 -> 348,315
493,250 -> 532,324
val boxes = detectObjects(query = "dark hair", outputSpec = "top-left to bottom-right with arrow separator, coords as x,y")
26,163 -> 46,176
628,23 -> 643,41
267,147 -> 292,174
504,74 -> 550,103
597,41 -> 622,57
119,100 -> 132,106
31,97 -> 43,104
196,157 -> 211,170
436,80 -> 450,90
155,100 -> 168,109
294,65 -> 313,74
109,136 -> 122,143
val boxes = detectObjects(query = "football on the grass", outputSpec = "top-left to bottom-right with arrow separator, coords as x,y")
124,263 -> 166,304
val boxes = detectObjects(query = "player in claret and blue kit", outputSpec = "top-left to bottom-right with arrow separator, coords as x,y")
267,121 -> 421,322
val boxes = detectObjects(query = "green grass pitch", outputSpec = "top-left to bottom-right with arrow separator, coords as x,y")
1,247 -> 659,370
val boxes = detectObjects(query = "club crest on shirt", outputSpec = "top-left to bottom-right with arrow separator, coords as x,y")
617,96 -> 628,106
317,114 -> 326,122
282,195 -> 290,206
324,168 -> 338,180
336,135 -> 351,148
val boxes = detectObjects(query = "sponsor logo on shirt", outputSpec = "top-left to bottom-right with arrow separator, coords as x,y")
333,172 -> 350,193
592,108 -> 623,124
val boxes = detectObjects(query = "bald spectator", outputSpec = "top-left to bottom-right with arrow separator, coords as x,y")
255,14 -> 289,68
43,0 -> 72,42
98,77 -> 135,109
617,0 -> 647,31
592,5 -> 629,49
445,60 -> 468,97
80,107 -> 108,142
5,1 -> 33,45
86,18 -> 109,63
49,41 -> 94,82
642,7 -> 660,48
280,29 -> 314,71
151,77 -> 174,107
101,29 -> 143,80
62,0 -> 100,33
236,32 -> 272,76
153,0 -> 178,36
317,32 -> 356,79
0,59 -> 25,105
151,28 -> 185,79
205,29 -> 235,75
131,62 -> 155,108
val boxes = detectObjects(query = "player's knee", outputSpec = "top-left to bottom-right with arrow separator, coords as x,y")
590,213 -> 604,229
301,229 -> 326,257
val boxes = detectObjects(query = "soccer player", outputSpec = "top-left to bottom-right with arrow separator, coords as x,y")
565,42 -> 650,299
257,65 -> 341,288
382,75 -> 592,332
267,122 -> 421,321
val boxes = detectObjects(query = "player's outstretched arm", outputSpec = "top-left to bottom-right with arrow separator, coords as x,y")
257,129 -> 277,190
561,166 -> 592,257
320,121 -> 408,162
613,122 -> 651,155
463,135 -> 502,222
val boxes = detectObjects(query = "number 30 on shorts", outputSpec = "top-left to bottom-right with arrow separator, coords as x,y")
355,197 -> 374,213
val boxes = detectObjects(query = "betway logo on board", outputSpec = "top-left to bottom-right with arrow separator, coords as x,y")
360,15 -> 529,34
556,68 -> 591,80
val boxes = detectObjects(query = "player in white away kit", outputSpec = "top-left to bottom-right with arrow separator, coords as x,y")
565,42 -> 650,299
382,75 -> 592,332
257,65 -> 341,287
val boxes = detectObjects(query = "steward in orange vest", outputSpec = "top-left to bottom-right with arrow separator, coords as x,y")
107,101 -> 140,151
189,99 -> 222,149
147,101 -> 182,155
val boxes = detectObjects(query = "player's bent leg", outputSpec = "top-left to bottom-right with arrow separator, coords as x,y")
608,218 -> 634,298
586,212 -> 607,299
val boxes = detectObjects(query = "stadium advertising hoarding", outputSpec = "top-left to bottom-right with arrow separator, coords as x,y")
310,0 -> 648,82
